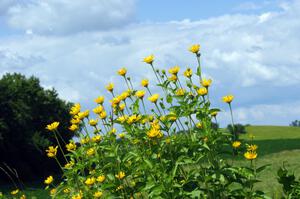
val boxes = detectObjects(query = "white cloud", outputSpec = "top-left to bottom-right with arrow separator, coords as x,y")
1,0 -> 300,126
220,101 -> 300,126
0,0 -> 17,14
6,0 -> 136,35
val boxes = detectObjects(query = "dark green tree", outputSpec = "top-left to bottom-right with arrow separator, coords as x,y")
227,123 -> 247,140
0,73 -> 73,183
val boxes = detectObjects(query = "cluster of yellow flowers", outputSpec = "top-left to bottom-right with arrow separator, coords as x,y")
37,43 -> 262,198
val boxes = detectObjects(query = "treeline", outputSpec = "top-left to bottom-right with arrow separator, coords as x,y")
0,73 -> 73,184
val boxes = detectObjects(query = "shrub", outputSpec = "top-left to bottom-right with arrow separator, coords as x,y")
2,45 -> 267,198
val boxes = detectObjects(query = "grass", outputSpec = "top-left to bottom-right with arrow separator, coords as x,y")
0,181 -> 50,199
236,125 -> 300,197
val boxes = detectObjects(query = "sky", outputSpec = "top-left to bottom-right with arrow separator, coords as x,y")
0,0 -> 300,127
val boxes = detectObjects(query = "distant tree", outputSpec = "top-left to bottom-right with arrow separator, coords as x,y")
227,124 -> 247,140
290,120 -> 300,127
0,73 -> 73,183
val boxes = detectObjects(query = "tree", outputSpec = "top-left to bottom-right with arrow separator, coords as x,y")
227,123 -> 247,140
0,73 -> 73,183
290,120 -> 300,127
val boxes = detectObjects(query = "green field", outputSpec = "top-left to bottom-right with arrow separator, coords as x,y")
237,125 -> 300,198
1,125 -> 300,198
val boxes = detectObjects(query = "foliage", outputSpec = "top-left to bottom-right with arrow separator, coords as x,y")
0,73 -> 73,183
1,46 -> 268,198
290,120 -> 300,127
278,163 -> 300,198
227,124 -> 247,140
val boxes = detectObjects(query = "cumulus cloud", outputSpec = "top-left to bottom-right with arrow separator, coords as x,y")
0,0 -> 300,125
6,0 -> 136,35
219,101 -> 300,126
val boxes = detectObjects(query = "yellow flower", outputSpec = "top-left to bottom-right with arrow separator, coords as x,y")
148,94 -> 160,103
135,90 -> 146,99
168,66 -> 180,75
70,103 -> 81,115
106,83 -> 114,92
69,124 -> 79,131
168,75 -> 178,82
201,78 -> 212,87
66,141 -> 77,151
94,191 -> 103,198
189,44 -> 200,54
244,151 -> 257,160
77,110 -> 89,120
89,119 -> 98,126
44,175 -> 54,185
222,95 -> 234,104
196,122 -> 202,129
197,87 -> 208,96
119,91 -> 130,101
143,54 -> 154,64
46,121 -> 59,131
210,111 -> 218,117
109,128 -> 117,135
80,137 -> 90,145
117,115 -> 128,123
115,171 -> 126,180
247,144 -> 258,152
183,68 -> 193,77
63,188 -> 70,193
175,88 -> 185,96
20,194 -> 26,199
86,148 -> 95,156
92,135 -> 102,143
50,189 -> 56,195
11,189 -> 19,195
93,106 -> 104,114
64,160 -> 75,169
127,115 -> 142,124
72,192 -> 83,199
118,67 -> 127,76
232,141 -> 241,148
97,175 -> 106,183
70,117 -> 81,124
99,111 -> 107,119
147,128 -> 163,138
141,79 -> 149,87
85,177 -> 96,186
46,146 -> 58,158
119,103 -> 126,111
119,133 -> 125,139
94,96 -> 105,104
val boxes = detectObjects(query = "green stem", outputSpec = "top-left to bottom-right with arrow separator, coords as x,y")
54,132 -> 68,163
196,54 -> 202,82
229,103 -> 236,141
150,63 -> 162,84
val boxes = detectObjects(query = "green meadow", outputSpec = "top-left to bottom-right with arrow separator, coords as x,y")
236,125 -> 300,198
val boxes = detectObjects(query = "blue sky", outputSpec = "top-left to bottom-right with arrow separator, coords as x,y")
0,0 -> 300,127
137,0 -> 280,21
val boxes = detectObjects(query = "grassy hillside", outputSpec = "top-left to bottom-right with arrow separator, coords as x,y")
237,125 -> 300,197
